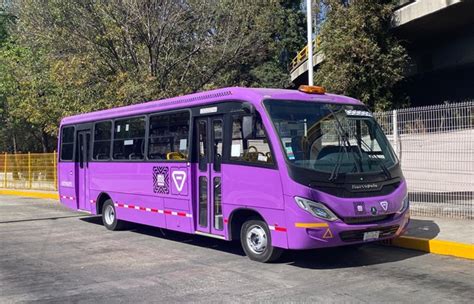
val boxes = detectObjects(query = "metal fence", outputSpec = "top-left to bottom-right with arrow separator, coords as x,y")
0,152 -> 57,191
375,101 -> 474,219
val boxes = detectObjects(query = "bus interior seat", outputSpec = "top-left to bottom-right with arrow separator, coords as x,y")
113,153 -> 125,159
96,154 -> 109,160
129,153 -> 143,160
166,152 -> 186,160
149,153 -> 164,160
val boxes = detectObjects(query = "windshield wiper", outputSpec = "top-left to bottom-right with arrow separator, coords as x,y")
356,136 -> 392,180
326,106 -> 362,180
337,112 -> 392,180
328,139 -> 344,181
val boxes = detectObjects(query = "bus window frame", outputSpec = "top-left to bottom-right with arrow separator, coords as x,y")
224,111 -> 278,170
83,110 -> 193,164
92,120 -> 113,162
111,114 -> 147,162
59,125 -> 76,162
147,109 -> 192,163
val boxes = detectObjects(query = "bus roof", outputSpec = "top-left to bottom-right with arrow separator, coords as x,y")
60,87 -> 362,125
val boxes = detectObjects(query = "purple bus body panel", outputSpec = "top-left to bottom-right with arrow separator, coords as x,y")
221,164 -> 284,210
58,163 -> 77,210
221,164 -> 288,248
58,87 -> 409,251
82,162 -> 193,233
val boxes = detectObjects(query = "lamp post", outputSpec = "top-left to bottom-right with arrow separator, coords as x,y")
306,0 -> 314,86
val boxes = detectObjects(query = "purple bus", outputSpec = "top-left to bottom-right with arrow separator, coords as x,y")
58,86 -> 409,262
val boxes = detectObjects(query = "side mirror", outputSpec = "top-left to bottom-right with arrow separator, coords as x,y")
242,115 -> 254,139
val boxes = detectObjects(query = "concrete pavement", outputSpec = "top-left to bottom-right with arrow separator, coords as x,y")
405,216 -> 474,244
1,195 -> 474,303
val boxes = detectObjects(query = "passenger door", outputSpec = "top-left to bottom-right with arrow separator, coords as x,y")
76,130 -> 91,212
195,115 -> 225,236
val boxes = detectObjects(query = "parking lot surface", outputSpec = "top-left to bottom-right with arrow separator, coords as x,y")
1,195 -> 473,303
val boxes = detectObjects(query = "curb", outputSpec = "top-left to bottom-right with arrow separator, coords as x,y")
390,236 -> 474,260
0,189 -> 59,200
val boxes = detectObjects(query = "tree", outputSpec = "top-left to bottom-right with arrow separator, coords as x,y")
0,0 -> 306,152
314,0 -> 408,110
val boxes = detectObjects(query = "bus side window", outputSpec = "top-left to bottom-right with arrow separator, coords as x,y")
113,117 -> 145,160
230,113 -> 274,165
148,111 -> 190,161
60,126 -> 75,161
93,121 -> 112,160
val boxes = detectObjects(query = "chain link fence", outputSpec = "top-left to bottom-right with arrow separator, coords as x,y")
0,153 -> 57,191
375,101 -> 474,219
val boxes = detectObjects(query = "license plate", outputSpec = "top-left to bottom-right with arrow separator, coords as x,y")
363,231 -> 380,241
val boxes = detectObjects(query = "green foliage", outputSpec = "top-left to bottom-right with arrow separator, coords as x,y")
0,0 -> 305,152
314,0 -> 408,111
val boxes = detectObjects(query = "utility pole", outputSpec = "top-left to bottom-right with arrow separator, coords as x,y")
306,0 -> 314,86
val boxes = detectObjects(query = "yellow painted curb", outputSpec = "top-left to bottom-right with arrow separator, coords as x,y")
0,189 -> 59,200
391,236 -> 474,260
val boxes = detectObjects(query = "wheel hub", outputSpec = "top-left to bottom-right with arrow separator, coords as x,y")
246,225 -> 267,254
104,205 -> 115,225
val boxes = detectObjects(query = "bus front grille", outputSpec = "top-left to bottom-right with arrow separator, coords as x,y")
342,214 -> 394,225
339,225 -> 399,242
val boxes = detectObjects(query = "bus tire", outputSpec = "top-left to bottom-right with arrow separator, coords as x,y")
240,219 -> 283,263
102,199 -> 126,231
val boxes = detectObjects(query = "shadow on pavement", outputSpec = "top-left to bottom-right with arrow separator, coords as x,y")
80,216 -> 246,256
80,216 -> 427,269
282,244 -> 426,269
403,218 -> 440,240
0,214 -> 85,224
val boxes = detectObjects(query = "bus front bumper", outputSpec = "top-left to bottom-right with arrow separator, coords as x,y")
286,210 -> 410,250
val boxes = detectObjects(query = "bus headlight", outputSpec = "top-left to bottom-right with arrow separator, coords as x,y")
398,194 -> 409,214
294,196 -> 338,221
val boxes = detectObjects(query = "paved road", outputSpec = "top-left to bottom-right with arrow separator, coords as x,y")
1,195 -> 473,303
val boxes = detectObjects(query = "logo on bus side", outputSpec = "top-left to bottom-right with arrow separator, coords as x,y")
153,166 -> 169,194
172,171 -> 187,192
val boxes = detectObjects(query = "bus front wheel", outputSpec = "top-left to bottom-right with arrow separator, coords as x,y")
240,219 -> 283,263
102,199 -> 127,231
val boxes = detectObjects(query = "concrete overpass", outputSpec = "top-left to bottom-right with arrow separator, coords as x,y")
291,0 -> 474,105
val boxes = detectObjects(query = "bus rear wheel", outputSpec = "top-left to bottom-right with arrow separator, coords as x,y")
240,219 -> 283,263
102,199 -> 127,231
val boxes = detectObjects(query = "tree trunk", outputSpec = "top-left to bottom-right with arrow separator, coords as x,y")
41,131 -> 49,153
12,131 -> 17,154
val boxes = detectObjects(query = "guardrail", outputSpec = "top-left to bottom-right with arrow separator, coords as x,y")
290,36 -> 321,72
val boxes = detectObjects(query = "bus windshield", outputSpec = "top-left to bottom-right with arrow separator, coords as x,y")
264,100 -> 397,178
